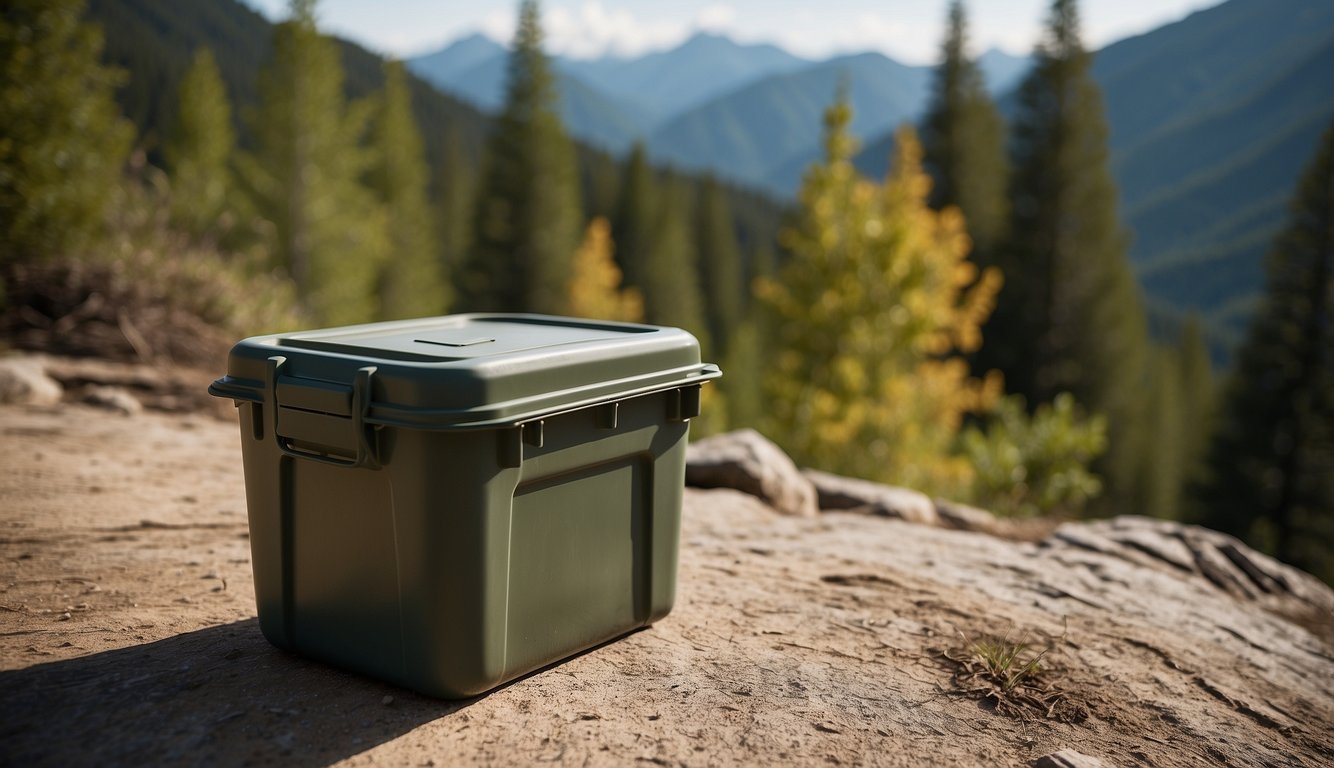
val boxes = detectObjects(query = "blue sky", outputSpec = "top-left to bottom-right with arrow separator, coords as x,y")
241,0 -> 1219,64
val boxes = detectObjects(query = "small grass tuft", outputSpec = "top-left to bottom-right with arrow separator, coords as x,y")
970,633 -> 1051,692
937,618 -> 1085,722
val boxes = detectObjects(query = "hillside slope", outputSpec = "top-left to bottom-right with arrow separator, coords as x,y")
415,52 -> 651,152
87,0 -> 491,170
84,0 -> 789,261
855,0 -> 1334,345
651,52 -> 929,189
1099,0 -> 1334,337
561,32 -> 811,121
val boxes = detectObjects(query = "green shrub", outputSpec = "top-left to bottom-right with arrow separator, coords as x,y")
962,393 -> 1107,518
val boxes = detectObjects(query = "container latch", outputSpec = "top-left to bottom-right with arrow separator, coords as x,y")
265,356 -> 381,469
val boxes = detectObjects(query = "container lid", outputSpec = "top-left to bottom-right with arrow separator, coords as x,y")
209,314 -> 719,429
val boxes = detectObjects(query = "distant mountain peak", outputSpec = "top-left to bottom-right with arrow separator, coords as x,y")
408,31 -> 506,83
431,31 -> 504,57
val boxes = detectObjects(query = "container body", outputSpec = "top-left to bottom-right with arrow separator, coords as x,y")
214,314 -> 713,698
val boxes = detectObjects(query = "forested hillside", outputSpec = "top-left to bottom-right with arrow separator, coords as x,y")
3,0 -> 1326,581
1099,0 -> 1334,342
856,0 -> 1334,350
87,0 -> 488,172
84,0 -> 786,255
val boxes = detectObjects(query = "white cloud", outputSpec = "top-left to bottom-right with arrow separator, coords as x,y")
761,10 -> 940,64
694,4 -> 738,33
541,1 -> 684,59
479,8 -> 515,44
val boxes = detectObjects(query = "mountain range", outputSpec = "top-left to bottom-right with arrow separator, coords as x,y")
88,0 -> 1334,355
407,31 -> 1027,179
410,0 -> 1334,345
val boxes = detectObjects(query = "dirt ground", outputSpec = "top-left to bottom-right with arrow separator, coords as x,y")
2,397 -> 1332,767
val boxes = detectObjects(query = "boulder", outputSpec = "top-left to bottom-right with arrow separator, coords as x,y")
686,429 -> 817,517
803,468 -> 939,525
0,355 -> 62,405
1046,515 -> 1334,629
933,497 -> 1000,533
82,385 -> 143,416
1034,750 -> 1105,768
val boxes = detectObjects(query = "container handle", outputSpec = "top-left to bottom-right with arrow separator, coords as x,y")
266,357 -> 381,469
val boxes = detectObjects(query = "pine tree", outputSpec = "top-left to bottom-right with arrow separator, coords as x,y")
581,149 -> 621,222
369,60 -> 447,319
241,0 -> 387,325
643,177 -> 711,351
921,0 -> 1008,256
0,0 -> 133,264
1136,345 -> 1185,519
1192,122 -> 1334,583
1177,315 -> 1215,488
464,0 -> 580,313
695,176 -> 745,355
984,0 -> 1149,512
714,320 -> 762,428
612,142 -> 656,292
564,217 -> 643,322
435,122 -> 474,297
749,242 -> 776,286
165,47 -> 240,239
758,94 -> 1002,496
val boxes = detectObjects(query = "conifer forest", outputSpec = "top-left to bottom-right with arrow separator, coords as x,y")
2,0 -> 1330,582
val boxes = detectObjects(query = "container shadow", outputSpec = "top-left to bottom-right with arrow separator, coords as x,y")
0,618 -> 471,767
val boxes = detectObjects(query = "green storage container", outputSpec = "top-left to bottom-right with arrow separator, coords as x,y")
209,313 -> 719,698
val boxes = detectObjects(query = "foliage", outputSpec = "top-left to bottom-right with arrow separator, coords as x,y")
1191,120 -> 1334,584
369,60 -> 448,319
164,47 -> 241,240
758,93 -> 1002,497
695,176 -> 746,354
983,0 -> 1148,514
611,142 -> 656,293
241,0 -> 387,326
642,177 -> 712,353
435,122 -> 474,297
1134,345 -> 1185,520
1176,315 -> 1216,490
922,0 -> 1008,256
1126,319 -> 1215,521
463,0 -> 580,314
100,165 -> 303,337
0,0 -> 133,264
962,393 -> 1107,518
969,634 -> 1050,693
564,217 -> 643,323
4,160 -> 302,365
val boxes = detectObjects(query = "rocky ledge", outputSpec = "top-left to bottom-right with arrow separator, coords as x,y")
1,395 -> 1331,766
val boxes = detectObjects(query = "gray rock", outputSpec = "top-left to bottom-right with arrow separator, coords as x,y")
933,497 -> 999,532
1049,515 -> 1334,621
0,356 -> 62,405
803,468 -> 939,525
1033,750 -> 1104,768
82,385 -> 142,416
686,429 -> 817,517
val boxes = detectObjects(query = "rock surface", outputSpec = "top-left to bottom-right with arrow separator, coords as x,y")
686,428 -> 818,517
1033,750 -> 1104,768
0,355 -> 62,405
81,385 -> 143,416
933,497 -> 1001,533
803,468 -> 940,525
1,402 -> 1332,767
